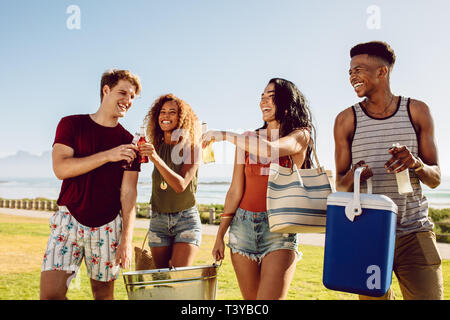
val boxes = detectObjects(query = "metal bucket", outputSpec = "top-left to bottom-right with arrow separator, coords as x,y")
122,262 -> 221,300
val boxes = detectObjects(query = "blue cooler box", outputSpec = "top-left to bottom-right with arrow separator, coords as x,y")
322,168 -> 398,297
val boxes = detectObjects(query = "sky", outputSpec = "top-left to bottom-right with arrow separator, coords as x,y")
0,0 -> 449,179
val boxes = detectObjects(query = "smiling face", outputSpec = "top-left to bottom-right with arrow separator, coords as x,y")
260,82 -> 277,122
102,79 -> 137,118
349,54 -> 387,98
158,100 -> 179,132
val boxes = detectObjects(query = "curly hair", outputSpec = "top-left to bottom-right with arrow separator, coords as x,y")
145,93 -> 201,152
259,78 -> 316,169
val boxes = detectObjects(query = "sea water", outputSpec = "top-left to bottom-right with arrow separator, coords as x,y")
1,176 -> 450,208
0,176 -> 231,205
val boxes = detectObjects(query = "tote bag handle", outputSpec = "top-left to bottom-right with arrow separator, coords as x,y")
287,138 -> 322,171
141,230 -> 149,250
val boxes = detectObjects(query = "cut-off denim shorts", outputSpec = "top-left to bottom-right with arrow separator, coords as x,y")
148,206 -> 202,247
227,207 -> 301,263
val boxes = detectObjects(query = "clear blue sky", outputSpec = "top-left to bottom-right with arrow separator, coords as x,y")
1,0 -> 449,178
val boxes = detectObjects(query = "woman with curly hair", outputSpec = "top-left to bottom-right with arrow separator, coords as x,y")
202,78 -> 316,299
138,93 -> 202,268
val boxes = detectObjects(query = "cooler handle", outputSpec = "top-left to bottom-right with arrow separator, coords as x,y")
345,167 -> 373,222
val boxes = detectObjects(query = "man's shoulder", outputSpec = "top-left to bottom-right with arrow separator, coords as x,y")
333,105 -> 358,141
116,122 -> 132,135
59,114 -> 88,124
408,98 -> 430,112
406,98 -> 433,130
115,122 -> 133,142
335,105 -> 356,123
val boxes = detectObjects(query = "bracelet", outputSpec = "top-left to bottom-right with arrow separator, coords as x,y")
220,213 -> 235,218
414,157 -> 425,172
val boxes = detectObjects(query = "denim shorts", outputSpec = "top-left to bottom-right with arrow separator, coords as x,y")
227,207 -> 301,263
148,206 -> 202,247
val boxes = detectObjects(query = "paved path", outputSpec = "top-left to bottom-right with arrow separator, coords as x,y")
1,208 -> 449,259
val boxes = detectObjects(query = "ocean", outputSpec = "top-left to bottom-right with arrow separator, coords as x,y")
0,176 -> 231,206
1,176 -> 450,208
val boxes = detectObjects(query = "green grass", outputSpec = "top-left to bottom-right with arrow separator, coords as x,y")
0,213 -> 448,300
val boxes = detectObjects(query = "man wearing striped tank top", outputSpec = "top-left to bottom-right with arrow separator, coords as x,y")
334,41 -> 443,300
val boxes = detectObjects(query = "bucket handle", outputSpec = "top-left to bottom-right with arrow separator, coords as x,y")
166,260 -> 222,272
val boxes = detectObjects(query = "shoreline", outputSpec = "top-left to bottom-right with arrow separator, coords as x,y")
427,204 -> 450,210
0,200 -> 449,210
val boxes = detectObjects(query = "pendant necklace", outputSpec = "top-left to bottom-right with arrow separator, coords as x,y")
158,138 -> 168,190
365,95 -> 394,117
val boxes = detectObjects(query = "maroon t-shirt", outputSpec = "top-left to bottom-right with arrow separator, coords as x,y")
53,114 -> 140,227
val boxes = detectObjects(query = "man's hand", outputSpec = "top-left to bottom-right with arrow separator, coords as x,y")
352,160 -> 374,181
115,240 -> 132,269
107,144 -> 138,163
384,145 -> 420,174
53,143 -> 138,180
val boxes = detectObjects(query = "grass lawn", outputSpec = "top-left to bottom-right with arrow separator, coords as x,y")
0,213 -> 448,300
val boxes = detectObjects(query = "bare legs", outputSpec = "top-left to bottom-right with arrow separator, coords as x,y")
40,270 -> 114,300
151,242 -> 199,268
40,271 -> 73,300
231,249 -> 297,300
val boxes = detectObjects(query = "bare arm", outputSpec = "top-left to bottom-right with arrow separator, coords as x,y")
212,149 -> 245,261
115,170 -> 139,269
52,143 -> 138,180
384,99 -> 441,188
334,108 -> 373,191
204,129 -> 310,159
139,143 -> 200,193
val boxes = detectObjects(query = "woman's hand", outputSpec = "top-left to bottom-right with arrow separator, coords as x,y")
212,236 -> 226,261
138,142 -> 159,163
202,130 -> 225,149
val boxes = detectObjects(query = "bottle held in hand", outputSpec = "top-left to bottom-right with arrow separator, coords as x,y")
391,143 -> 413,195
138,126 -> 149,163
202,122 -> 215,164
122,133 -> 139,169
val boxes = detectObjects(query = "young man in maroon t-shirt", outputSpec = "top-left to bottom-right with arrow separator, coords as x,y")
40,69 -> 142,300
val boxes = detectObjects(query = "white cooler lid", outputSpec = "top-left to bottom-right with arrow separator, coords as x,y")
327,192 -> 398,214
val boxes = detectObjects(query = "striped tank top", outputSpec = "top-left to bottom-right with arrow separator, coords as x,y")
351,96 -> 433,237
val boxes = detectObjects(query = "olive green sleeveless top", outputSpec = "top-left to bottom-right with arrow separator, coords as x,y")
150,143 -> 198,213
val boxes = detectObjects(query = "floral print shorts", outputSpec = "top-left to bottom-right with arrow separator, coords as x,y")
41,206 -> 122,282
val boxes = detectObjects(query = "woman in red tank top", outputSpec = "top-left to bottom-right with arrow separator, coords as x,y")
202,78 -> 316,300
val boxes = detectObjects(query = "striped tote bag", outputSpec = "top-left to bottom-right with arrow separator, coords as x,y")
267,142 -> 334,233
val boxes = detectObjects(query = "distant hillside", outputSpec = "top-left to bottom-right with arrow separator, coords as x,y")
0,151 -> 53,178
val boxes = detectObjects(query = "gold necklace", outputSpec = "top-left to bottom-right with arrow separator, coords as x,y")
365,95 -> 394,116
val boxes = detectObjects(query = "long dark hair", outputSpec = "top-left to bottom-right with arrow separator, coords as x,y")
259,78 -> 316,169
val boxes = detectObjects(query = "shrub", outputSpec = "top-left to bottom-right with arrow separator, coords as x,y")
429,208 -> 450,243
429,208 -> 450,222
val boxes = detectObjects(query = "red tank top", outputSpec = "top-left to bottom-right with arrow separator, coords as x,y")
239,152 -> 291,212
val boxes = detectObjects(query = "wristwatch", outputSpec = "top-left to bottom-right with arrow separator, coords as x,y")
414,157 -> 425,172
